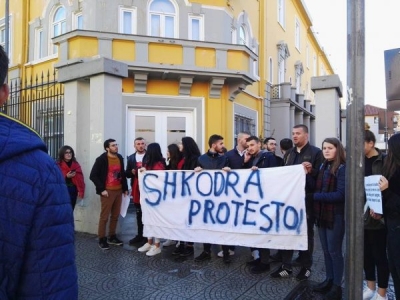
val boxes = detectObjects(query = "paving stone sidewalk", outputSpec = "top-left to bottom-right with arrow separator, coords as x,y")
76,210 -> 396,300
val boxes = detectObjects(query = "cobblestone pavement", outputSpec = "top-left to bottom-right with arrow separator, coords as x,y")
76,210 -> 396,300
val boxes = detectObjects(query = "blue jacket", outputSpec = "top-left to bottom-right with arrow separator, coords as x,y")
0,113 -> 78,299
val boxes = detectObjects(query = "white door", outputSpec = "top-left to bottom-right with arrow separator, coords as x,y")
126,109 -> 194,157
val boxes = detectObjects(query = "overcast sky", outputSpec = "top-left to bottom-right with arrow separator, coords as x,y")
304,0 -> 400,109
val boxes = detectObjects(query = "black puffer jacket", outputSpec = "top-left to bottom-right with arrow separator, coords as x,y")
197,151 -> 228,170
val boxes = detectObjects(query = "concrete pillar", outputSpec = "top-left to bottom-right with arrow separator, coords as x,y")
56,57 -> 128,234
290,106 -> 295,132
295,111 -> 303,126
311,74 -> 343,147
270,101 -> 291,142
310,119 -> 316,146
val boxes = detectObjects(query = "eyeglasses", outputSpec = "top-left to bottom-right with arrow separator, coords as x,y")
65,151 -> 72,154
110,144 -> 118,147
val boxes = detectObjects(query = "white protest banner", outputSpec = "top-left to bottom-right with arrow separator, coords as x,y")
139,165 -> 307,250
364,175 -> 383,214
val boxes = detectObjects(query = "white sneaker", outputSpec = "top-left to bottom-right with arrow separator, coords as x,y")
146,245 -> 161,256
371,293 -> 388,300
162,240 -> 175,247
363,286 -> 376,300
138,243 -> 152,252
217,249 -> 235,257
252,249 -> 260,260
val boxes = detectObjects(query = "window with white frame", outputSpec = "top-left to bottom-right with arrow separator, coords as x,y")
119,7 -> 137,34
149,0 -> 177,38
295,18 -> 300,50
73,12 -> 83,30
278,0 -> 285,28
295,62 -> 304,94
239,24 -> 248,46
269,57 -> 273,83
277,42 -> 290,84
0,20 -> 11,62
51,6 -> 66,54
235,114 -> 256,136
188,14 -> 204,41
35,29 -> 44,60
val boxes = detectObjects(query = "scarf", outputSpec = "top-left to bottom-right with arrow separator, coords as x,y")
314,161 -> 337,229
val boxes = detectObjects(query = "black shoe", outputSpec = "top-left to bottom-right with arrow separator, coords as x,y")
250,263 -> 270,274
129,235 -> 144,245
180,247 -> 194,257
270,265 -> 292,278
270,252 -> 282,262
313,278 -> 333,294
172,244 -> 184,256
108,235 -> 123,246
194,251 -> 211,262
223,253 -> 231,264
98,237 -> 110,250
246,258 -> 261,267
325,284 -> 342,300
296,267 -> 311,281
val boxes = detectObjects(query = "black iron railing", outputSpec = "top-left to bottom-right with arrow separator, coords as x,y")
1,69 -> 64,159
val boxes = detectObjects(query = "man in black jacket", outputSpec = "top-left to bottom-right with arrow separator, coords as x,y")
270,124 -> 323,281
125,137 -> 147,245
243,136 -> 279,274
90,139 -> 129,250
194,134 -> 231,263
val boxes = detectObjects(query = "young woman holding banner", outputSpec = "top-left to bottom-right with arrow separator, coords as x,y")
137,143 -> 166,256
380,133 -> 400,299
172,136 -> 201,257
308,138 -> 346,300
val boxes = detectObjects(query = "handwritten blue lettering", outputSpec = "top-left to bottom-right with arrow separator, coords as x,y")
143,173 -> 162,206
216,202 -> 230,224
188,200 -> 201,225
243,200 -> 258,226
244,170 -> 263,199
163,172 -> 177,200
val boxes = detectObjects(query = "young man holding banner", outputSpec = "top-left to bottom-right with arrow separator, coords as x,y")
194,134 -> 231,263
270,124 -> 323,281
243,136 -> 279,274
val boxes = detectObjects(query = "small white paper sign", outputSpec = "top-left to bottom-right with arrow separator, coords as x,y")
120,193 -> 131,218
364,175 -> 383,214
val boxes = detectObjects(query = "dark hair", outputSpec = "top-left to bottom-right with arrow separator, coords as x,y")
293,124 -> 309,133
382,133 -> 400,180
280,138 -> 293,151
181,136 -> 201,169
246,135 -> 260,143
57,145 -> 76,162
143,143 -> 165,169
0,45 -> 8,85
263,137 -> 275,144
167,143 -> 183,170
208,134 -> 224,148
104,138 -> 116,150
322,137 -> 346,175
134,137 -> 144,142
364,130 -> 376,144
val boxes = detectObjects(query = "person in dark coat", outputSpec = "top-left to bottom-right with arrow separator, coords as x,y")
0,45 -> 78,299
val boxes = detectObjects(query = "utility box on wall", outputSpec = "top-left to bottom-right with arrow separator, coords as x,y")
384,48 -> 400,111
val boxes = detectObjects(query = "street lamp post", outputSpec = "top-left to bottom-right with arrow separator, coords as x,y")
345,0 -> 365,299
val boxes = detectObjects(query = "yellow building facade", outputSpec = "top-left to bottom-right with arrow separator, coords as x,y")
1,0 -> 334,233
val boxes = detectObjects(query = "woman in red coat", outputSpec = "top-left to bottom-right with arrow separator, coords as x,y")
56,145 -> 85,210
137,143 -> 166,256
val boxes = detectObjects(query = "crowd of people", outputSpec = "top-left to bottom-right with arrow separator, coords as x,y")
1,43 -> 400,300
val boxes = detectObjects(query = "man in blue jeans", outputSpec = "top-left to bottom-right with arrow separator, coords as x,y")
270,124 -> 323,281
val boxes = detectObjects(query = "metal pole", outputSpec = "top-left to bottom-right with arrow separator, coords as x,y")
345,0 -> 365,299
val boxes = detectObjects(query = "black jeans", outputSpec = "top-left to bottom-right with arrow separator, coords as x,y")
386,218 -> 400,299
134,203 -> 143,237
203,243 -> 229,255
67,185 -> 78,210
364,228 -> 390,288
281,214 -> 315,269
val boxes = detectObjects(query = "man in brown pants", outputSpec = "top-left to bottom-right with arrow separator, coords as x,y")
90,139 -> 129,250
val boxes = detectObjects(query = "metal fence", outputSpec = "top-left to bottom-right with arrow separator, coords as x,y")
1,69 -> 64,159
